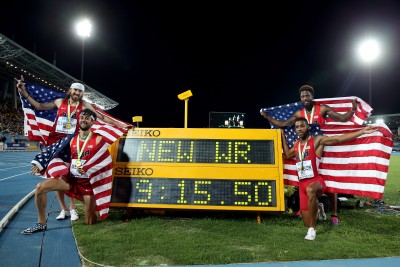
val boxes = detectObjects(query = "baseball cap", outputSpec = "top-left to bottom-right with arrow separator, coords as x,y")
70,82 -> 85,92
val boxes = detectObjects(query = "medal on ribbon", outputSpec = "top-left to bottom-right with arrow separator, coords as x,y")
304,106 -> 315,124
76,132 -> 92,168
298,136 -> 311,172
67,100 -> 80,130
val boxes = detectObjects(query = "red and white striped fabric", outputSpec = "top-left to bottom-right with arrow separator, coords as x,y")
23,107 -> 55,145
75,138 -> 114,221
22,83 -> 133,220
283,123 -> 393,200
20,82 -> 132,146
93,105 -> 132,131
315,96 -> 373,127
91,120 -> 128,145
20,82 -> 66,145
43,123 -> 127,221
265,96 -> 395,199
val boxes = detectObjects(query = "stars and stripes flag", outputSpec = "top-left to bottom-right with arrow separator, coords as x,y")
20,82 -> 65,145
31,131 -> 120,221
261,96 -> 394,199
19,81 -> 131,146
21,82 -> 131,220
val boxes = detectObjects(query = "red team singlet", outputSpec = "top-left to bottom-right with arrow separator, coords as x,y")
65,133 -> 99,198
47,98 -> 84,145
293,136 -> 326,210
300,103 -> 325,126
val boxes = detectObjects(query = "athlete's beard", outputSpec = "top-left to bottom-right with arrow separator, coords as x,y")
298,129 -> 310,140
70,94 -> 82,102
79,124 -> 91,131
303,101 -> 314,111
301,130 -> 310,140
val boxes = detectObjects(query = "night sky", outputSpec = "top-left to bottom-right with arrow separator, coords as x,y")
1,1 -> 400,128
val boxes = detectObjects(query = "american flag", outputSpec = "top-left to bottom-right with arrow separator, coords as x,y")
261,97 -> 394,199
19,82 -> 131,145
20,82 -> 66,145
21,82 -> 130,220
30,130 -> 120,221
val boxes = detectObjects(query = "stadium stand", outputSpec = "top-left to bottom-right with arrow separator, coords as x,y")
368,113 -> 400,151
0,33 -> 120,150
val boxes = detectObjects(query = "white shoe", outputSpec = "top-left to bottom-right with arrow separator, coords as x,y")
317,203 -> 327,221
305,227 -> 316,240
56,210 -> 70,220
70,209 -> 79,221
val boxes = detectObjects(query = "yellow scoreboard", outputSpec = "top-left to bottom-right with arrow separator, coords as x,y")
110,128 -> 285,211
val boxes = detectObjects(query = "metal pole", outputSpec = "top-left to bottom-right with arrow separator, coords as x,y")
81,38 -> 85,82
369,62 -> 372,106
184,99 -> 189,128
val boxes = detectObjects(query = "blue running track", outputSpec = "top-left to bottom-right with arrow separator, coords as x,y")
0,151 -> 399,267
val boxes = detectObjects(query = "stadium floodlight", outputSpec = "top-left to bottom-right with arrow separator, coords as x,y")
75,18 -> 92,82
177,90 -> 193,128
356,37 -> 381,106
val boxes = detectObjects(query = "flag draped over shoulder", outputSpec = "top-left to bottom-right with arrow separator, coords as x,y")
31,121 -> 127,221
262,96 -> 394,199
22,82 -> 130,220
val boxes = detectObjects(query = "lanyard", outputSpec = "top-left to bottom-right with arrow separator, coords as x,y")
304,106 -> 314,124
67,100 -> 80,124
75,132 -> 92,167
297,136 -> 311,170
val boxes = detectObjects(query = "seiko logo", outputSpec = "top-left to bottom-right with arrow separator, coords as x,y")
130,129 -> 161,137
115,167 -> 154,176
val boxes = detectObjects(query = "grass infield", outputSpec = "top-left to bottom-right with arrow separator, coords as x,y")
73,156 -> 400,266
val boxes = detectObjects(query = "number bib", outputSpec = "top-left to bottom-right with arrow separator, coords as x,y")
296,160 -> 314,180
56,116 -> 77,134
70,159 -> 89,178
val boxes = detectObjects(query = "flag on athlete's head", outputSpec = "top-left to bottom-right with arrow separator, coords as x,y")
261,97 -> 393,200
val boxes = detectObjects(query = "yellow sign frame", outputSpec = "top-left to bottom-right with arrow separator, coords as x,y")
109,128 -> 285,212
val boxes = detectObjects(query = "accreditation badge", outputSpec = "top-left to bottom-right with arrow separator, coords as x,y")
296,160 -> 314,180
56,117 -> 76,134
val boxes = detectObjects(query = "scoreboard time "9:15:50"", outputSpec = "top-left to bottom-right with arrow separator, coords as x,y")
109,128 -> 285,212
